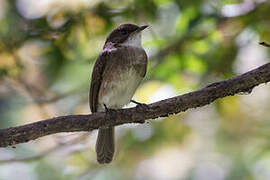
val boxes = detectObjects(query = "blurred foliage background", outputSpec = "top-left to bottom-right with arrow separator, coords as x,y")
0,0 -> 270,179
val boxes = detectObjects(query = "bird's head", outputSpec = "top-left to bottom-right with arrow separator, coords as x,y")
104,24 -> 148,48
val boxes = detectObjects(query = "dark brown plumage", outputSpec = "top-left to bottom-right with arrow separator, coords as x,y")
89,24 -> 148,164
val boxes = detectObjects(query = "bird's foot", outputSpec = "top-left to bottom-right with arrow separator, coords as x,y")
103,104 -> 117,126
104,104 -> 117,113
131,100 -> 148,109
135,120 -> 145,124
131,100 -> 148,124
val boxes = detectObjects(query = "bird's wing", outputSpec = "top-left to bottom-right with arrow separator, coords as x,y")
89,49 -> 112,113
89,47 -> 148,113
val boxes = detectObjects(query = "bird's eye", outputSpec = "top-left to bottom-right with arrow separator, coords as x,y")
120,29 -> 128,35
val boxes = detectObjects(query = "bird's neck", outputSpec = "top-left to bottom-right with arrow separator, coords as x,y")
104,34 -> 143,49
122,33 -> 142,48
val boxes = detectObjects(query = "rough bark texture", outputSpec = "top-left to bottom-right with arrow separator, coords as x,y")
0,62 -> 269,147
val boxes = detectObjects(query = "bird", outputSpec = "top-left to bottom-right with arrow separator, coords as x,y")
89,23 -> 148,164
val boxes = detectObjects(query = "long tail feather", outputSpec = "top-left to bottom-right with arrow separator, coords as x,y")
95,127 -> 115,164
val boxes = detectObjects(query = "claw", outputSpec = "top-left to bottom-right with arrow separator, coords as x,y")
103,104 -> 116,113
135,120 -> 145,124
103,104 -> 117,128
103,104 -> 110,112
131,100 -> 148,109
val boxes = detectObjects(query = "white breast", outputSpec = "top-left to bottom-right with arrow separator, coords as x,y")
122,32 -> 142,48
98,68 -> 143,111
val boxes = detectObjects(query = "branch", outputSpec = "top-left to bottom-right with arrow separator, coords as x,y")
0,62 -> 270,147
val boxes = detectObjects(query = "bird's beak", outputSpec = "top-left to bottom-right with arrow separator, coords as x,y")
138,25 -> 148,31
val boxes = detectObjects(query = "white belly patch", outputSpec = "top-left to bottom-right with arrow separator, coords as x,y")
98,68 -> 143,111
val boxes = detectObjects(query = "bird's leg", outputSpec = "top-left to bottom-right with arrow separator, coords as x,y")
103,104 -> 118,113
131,100 -> 148,109
103,104 -> 117,126
130,100 -> 148,124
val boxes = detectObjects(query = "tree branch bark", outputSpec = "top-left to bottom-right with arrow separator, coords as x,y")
0,62 -> 270,147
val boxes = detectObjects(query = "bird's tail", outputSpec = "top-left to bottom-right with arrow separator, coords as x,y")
95,127 -> 115,164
